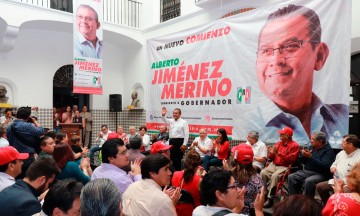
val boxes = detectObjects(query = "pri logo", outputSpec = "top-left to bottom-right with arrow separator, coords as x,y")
237,86 -> 251,104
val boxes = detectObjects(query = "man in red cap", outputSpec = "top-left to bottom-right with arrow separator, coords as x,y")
151,141 -> 175,173
260,127 -> 300,208
151,141 -> 172,159
0,146 -> 29,191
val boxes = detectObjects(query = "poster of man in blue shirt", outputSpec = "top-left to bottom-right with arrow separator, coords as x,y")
252,4 -> 348,148
74,4 -> 103,59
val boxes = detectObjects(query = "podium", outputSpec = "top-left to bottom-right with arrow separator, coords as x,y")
59,123 -> 82,139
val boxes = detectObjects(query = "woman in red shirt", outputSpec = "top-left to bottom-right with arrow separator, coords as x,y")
172,150 -> 203,216
202,128 -> 230,171
322,162 -> 360,216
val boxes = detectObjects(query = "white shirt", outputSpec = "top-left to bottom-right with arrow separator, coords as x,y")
192,136 -> 213,157
74,32 -> 103,59
0,137 -> 9,147
193,205 -> 246,216
142,134 -> 151,151
162,116 -> 189,146
0,116 -> 6,124
329,148 -> 360,184
95,130 -> 112,147
0,172 -> 15,192
0,116 -> 15,128
246,140 -> 267,169
122,179 -> 177,216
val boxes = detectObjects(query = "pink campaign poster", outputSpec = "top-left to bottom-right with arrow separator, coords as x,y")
73,0 -> 103,94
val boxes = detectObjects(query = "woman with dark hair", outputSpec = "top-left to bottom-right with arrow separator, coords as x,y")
322,162 -> 360,216
228,143 -> 263,216
273,194 -> 322,216
53,144 -> 91,184
202,128 -> 230,171
171,150 -> 203,216
55,132 -> 68,145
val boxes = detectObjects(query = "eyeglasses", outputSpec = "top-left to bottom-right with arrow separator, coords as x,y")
76,15 -> 95,22
257,40 -> 319,60
226,183 -> 240,190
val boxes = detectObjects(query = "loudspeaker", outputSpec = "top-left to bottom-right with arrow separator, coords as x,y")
109,94 -> 122,112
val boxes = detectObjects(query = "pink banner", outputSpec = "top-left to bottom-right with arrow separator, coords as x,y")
73,0 -> 103,94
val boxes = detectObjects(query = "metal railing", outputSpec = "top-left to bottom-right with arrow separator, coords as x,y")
161,0 -> 181,22
11,0 -> 142,28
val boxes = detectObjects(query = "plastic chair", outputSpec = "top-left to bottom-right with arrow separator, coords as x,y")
275,161 -> 303,201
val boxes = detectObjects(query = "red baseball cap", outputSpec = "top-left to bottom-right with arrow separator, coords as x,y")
107,132 -> 120,140
150,141 -> 172,154
0,146 -> 29,165
278,127 -> 293,136
232,143 -> 254,164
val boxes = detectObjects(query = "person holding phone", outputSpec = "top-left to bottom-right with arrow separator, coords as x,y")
6,107 -> 44,179
316,134 -> 360,204
322,162 -> 360,216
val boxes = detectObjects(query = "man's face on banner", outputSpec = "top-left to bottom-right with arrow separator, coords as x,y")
256,15 -> 319,108
76,7 -> 99,41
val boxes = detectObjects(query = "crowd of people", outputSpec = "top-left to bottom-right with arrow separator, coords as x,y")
0,106 -> 359,216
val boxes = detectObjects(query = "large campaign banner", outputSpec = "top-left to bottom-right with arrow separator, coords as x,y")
146,0 -> 350,148
73,0 -> 103,94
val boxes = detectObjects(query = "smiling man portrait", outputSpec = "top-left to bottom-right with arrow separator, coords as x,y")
74,4 -> 103,59
249,4 -> 348,147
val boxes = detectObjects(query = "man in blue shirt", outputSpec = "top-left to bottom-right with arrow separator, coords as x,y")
6,106 -> 44,179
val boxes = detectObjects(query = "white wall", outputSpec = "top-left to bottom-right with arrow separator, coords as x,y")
0,22 -> 135,110
0,0 -> 144,110
352,0 -> 360,39
141,0 -> 160,29
0,28 -> 71,108
351,0 -> 360,54
92,39 -> 126,110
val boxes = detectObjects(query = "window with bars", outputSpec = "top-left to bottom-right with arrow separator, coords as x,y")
161,0 -> 181,22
